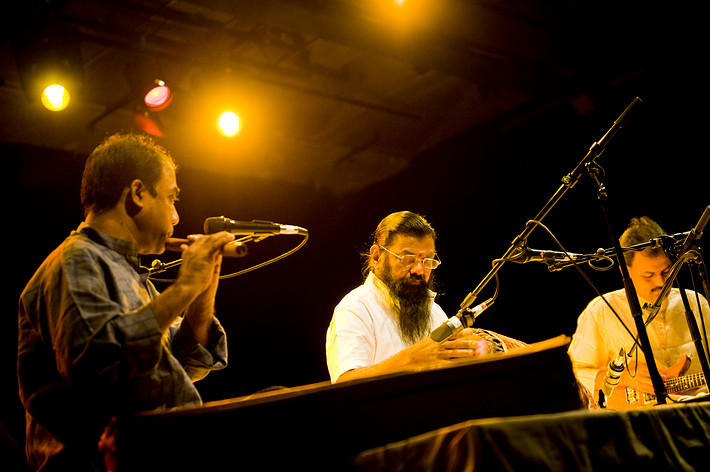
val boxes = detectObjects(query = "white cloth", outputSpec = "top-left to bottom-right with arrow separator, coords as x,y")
325,272 -> 448,382
569,287 -> 710,396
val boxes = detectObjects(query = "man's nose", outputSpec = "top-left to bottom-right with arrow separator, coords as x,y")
409,259 -> 426,275
172,207 -> 180,226
654,271 -> 668,285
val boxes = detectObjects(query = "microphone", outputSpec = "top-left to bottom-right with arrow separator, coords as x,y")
593,97 -> 642,152
601,348 -> 626,403
508,247 -> 585,265
204,216 -> 308,236
430,299 -> 493,343
677,205 -> 710,257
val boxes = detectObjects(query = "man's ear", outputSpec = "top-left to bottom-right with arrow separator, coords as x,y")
370,245 -> 383,270
124,179 -> 146,217
370,244 -> 380,261
129,179 -> 148,206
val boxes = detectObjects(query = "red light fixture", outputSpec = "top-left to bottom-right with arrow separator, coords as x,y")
144,80 -> 172,111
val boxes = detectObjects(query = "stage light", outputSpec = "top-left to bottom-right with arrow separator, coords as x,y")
144,80 -> 172,111
216,111 -> 242,138
372,0 -> 431,29
11,23 -> 84,111
40,84 -> 71,111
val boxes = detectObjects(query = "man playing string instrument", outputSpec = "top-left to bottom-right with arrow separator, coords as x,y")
569,216 -> 710,409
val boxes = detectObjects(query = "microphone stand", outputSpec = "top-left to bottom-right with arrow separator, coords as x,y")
671,252 -> 710,388
584,160 -> 668,406
456,97 -> 643,318
662,206 -> 710,390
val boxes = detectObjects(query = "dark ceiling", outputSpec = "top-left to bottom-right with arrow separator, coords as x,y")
0,0 -> 666,195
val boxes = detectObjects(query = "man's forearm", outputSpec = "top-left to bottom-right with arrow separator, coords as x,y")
148,282 -> 200,333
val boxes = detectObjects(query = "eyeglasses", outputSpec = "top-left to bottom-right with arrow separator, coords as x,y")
379,245 -> 442,270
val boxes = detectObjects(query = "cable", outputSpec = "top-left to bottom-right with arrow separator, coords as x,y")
146,232 -> 309,283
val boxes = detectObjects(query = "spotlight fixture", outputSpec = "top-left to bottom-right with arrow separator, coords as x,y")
144,79 -> 172,111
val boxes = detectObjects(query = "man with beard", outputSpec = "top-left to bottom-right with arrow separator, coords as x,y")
569,216 -> 710,408
325,211 -> 526,383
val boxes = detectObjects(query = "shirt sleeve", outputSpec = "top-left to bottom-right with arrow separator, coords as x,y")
568,300 -> 609,395
326,300 -> 376,382
171,316 -> 228,382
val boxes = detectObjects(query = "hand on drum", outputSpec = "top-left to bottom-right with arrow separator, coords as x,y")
439,328 -> 490,359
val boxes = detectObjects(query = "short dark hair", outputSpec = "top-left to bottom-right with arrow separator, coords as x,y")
620,216 -> 667,266
363,211 -> 437,276
80,133 -> 176,216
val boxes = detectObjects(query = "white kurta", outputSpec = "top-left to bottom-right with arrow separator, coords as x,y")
325,272 -> 447,382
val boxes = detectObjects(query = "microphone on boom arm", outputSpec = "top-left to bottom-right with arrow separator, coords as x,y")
676,205 -> 710,257
507,247 -> 586,267
204,216 -> 308,237
430,298 -> 495,343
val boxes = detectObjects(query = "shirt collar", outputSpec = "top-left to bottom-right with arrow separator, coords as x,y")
76,222 -> 141,269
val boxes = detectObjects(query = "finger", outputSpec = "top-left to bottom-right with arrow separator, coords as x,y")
448,340 -> 488,356
187,232 -> 236,258
444,339 -> 484,350
192,231 -> 236,247
473,339 -> 489,356
452,328 -> 475,339
441,348 -> 477,359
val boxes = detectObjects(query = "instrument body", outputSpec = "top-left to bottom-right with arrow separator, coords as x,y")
604,354 -> 706,410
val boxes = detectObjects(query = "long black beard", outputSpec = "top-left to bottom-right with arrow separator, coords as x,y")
380,261 -> 435,344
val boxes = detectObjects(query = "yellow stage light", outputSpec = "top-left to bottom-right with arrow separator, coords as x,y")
40,84 -> 71,111
217,111 -> 242,138
12,24 -> 84,111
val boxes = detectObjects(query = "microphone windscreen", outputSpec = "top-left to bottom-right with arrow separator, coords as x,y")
204,217 -> 227,234
430,323 -> 455,343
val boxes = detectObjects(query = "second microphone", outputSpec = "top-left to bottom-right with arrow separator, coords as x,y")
204,216 -> 308,236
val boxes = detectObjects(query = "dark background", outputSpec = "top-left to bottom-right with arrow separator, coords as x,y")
2,2 -> 709,458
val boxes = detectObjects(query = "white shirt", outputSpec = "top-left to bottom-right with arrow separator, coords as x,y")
325,272 -> 448,382
569,287 -> 710,396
